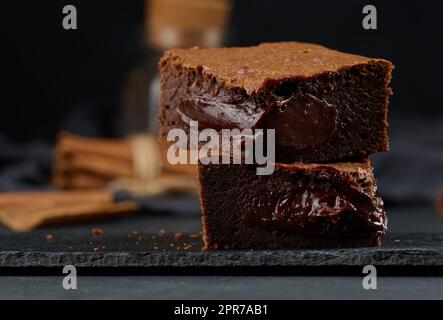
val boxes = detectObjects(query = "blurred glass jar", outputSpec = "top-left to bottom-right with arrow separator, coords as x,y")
122,0 -> 232,136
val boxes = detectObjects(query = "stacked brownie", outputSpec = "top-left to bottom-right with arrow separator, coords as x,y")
159,42 -> 393,250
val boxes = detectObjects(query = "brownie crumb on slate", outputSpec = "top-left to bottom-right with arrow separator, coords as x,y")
92,228 -> 103,237
174,232 -> 183,240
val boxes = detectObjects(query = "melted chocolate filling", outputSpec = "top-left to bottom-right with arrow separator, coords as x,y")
240,167 -> 386,237
179,90 -> 338,151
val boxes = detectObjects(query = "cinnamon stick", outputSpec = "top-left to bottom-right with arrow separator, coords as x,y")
110,173 -> 198,196
56,151 -> 134,178
52,172 -> 111,189
0,190 -> 113,207
52,132 -> 198,191
0,201 -> 139,232
56,132 -> 132,161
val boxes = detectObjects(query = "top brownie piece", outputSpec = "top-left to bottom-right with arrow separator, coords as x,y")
158,42 -> 393,163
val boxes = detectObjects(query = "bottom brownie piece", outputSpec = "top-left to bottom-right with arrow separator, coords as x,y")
198,160 -> 387,250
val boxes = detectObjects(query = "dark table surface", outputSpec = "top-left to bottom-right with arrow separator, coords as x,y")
1,202 -> 443,299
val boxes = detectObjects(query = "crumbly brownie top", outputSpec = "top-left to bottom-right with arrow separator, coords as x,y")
162,42 -> 392,94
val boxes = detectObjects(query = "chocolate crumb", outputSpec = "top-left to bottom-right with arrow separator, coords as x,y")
92,228 -> 103,236
174,232 -> 183,240
437,188 -> 443,216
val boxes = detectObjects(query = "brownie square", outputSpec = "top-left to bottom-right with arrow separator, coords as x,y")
198,160 -> 387,250
158,42 -> 393,163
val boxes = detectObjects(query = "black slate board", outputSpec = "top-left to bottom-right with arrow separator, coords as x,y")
1,232 -> 443,274
1,204 -> 443,275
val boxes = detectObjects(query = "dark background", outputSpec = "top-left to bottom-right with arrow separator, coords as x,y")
2,0 -> 443,203
3,0 -> 443,139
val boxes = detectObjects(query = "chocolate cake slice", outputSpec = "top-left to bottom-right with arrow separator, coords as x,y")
159,42 -> 393,163
198,160 -> 387,250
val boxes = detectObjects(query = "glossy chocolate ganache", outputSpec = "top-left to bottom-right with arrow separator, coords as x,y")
241,163 -> 387,238
179,87 -> 338,152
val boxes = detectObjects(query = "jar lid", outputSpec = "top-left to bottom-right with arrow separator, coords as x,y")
146,0 -> 232,50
